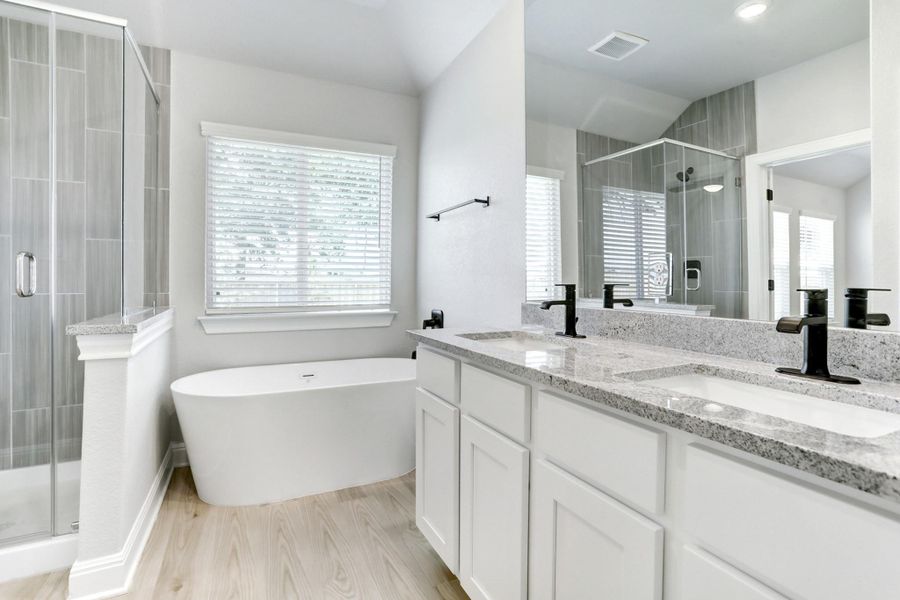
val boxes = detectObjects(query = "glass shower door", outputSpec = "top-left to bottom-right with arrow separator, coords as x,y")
1,2 -> 54,544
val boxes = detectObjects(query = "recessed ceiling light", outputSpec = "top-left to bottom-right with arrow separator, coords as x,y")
735,0 -> 770,20
704,184 -> 725,193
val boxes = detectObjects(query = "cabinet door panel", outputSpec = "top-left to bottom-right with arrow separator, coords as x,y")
681,546 -> 787,600
417,346 -> 459,404
415,388 -> 460,573
529,460 -> 663,600
460,416 -> 529,600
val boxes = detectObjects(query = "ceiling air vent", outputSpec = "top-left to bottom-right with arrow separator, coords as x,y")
587,31 -> 648,61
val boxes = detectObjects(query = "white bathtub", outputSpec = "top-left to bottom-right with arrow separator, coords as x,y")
171,358 -> 416,506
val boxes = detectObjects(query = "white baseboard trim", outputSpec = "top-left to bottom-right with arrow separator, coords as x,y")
0,534 -> 79,584
67,444 -> 176,600
171,442 -> 189,468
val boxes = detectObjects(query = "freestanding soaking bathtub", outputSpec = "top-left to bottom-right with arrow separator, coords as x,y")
171,358 -> 416,506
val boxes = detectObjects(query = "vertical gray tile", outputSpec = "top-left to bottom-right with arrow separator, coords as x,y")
0,19 -> 9,118
11,61 -> 50,179
85,239 -> 121,318
12,407 -> 50,467
674,121 -> 709,147
675,98 -> 707,129
742,81 -> 758,155
609,160 -> 632,189
55,403 -> 82,462
54,294 -> 84,407
9,20 -> 48,64
632,146 -> 654,193
0,354 -> 9,469
713,291 -> 745,319
158,189 -> 168,294
608,137 -> 634,154
56,29 -> 84,70
584,133 -> 608,162
156,84 -> 170,189
661,123 -> 676,140
707,85 -> 745,152
86,129 -> 122,240
0,236 -> 9,354
582,188 -> 604,256
584,160 -> 607,192
11,178 -> 50,292
143,188 -> 158,297
57,182 -> 85,293
148,46 -> 170,86
11,293 -> 51,410
684,190 -> 713,257
713,219 -> 744,293
0,118 -> 9,234
85,35 -> 123,132
56,67 -> 85,182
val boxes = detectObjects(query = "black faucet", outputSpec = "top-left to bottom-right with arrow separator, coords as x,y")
603,283 -> 634,309
844,288 -> 891,329
539,283 -> 585,338
775,289 -> 860,384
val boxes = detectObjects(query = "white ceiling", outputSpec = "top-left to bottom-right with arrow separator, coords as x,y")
775,145 -> 871,190
46,0 -> 507,95
526,0 -> 869,140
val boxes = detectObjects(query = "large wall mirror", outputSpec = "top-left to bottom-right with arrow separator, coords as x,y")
523,0 -> 890,330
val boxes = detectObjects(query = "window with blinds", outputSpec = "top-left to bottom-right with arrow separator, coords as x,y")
799,214 -> 835,319
601,186 -> 667,299
204,128 -> 394,313
526,173 -> 563,301
772,209 -> 791,319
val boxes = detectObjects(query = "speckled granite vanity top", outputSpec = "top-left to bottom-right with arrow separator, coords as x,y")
409,328 -> 900,504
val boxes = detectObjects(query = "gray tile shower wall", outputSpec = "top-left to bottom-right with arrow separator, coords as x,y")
0,17 -> 171,470
661,82 -> 757,157
522,302 -> 900,384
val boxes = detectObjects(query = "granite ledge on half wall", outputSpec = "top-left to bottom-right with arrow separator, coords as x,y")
522,302 -> 900,383
66,307 -> 174,336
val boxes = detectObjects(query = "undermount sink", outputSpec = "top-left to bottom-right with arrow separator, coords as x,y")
645,373 -> 900,439
457,332 -> 565,353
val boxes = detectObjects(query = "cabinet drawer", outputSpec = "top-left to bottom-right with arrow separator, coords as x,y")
535,391 -> 665,514
417,346 -> 459,404
460,364 -> 530,444
681,546 -> 787,600
685,445 -> 900,600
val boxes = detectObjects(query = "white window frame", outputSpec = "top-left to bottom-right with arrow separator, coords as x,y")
526,166 -> 564,301
197,122 -> 397,334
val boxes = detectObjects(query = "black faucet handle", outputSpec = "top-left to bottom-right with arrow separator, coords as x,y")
867,313 -> 892,327
797,288 -> 829,299
554,283 -> 577,290
845,287 -> 891,298
602,283 -> 628,291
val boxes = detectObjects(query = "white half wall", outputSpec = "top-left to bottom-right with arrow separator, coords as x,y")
756,40 -> 870,152
871,0 -> 900,319
525,120 -> 578,284
417,0 -> 527,329
169,53 -> 420,379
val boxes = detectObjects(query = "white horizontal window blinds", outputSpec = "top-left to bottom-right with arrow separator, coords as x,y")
601,186 -> 667,299
772,209 -> 791,319
526,173 -> 563,301
205,135 -> 393,312
799,214 -> 835,319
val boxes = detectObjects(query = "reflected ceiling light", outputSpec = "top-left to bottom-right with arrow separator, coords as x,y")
704,184 -> 725,193
735,0 -> 770,20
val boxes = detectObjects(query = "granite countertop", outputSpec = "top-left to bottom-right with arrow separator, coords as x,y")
66,307 -> 174,336
409,327 -> 900,504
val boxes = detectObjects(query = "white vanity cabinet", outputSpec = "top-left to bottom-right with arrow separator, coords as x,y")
529,459 -> 663,600
459,415 -> 529,600
413,343 -> 900,600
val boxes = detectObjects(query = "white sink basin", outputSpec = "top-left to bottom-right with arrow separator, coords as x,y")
477,337 -> 564,352
645,374 -> 900,438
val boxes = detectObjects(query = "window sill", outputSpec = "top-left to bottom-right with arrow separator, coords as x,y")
197,310 -> 398,335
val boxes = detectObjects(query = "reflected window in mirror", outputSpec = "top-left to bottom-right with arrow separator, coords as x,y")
526,169 -> 563,301
799,214 -> 836,319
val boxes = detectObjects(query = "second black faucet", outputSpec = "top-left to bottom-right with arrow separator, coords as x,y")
539,283 -> 585,338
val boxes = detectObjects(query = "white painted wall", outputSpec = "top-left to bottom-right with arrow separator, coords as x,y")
525,120 -> 578,285
871,0 -> 900,321
772,175 -> 847,323
416,0 -> 526,329
756,40 -> 870,152
846,175 -> 873,288
169,53 -> 420,379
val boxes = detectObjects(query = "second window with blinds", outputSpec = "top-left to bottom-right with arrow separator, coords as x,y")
201,122 -> 395,322
526,169 -> 563,301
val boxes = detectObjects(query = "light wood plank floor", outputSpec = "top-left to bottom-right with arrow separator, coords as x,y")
0,468 -> 468,600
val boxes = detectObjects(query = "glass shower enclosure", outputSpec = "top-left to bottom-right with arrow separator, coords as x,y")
581,139 -> 745,318
0,0 -> 162,546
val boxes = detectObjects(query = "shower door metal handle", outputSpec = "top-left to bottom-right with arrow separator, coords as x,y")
685,267 -> 701,291
666,252 -> 674,296
15,251 -> 36,297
